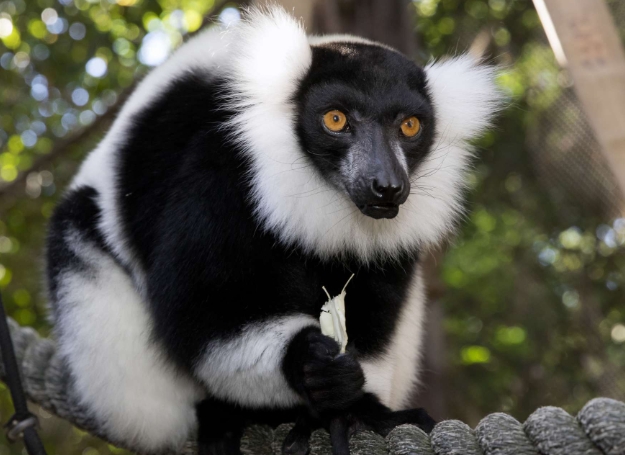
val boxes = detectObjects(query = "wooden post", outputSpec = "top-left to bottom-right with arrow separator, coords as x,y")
533,0 -> 625,197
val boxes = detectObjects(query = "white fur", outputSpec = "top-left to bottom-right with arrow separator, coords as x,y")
361,266 -> 426,410
55,231 -> 204,452
425,55 -> 502,143
225,8 -> 503,262
196,316 -> 318,408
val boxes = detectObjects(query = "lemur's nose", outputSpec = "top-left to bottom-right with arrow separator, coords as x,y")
371,177 -> 405,203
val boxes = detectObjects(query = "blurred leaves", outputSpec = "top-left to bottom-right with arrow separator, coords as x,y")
415,0 -> 625,423
0,0 -> 235,452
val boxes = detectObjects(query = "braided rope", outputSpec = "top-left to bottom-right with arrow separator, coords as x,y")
1,319 -> 624,455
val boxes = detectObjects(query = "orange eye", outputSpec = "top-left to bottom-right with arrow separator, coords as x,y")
323,110 -> 348,132
400,116 -> 421,137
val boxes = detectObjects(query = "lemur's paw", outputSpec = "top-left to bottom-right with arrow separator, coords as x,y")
303,351 -> 365,413
345,393 -> 436,437
284,327 -> 365,414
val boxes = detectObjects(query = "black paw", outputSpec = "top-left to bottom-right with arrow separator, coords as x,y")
348,394 -> 437,437
284,328 -> 365,414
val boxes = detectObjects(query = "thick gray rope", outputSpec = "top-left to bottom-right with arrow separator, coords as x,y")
1,319 -> 624,455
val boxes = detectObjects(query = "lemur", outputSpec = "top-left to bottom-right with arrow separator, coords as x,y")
46,6 -> 501,455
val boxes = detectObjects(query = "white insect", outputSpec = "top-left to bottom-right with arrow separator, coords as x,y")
319,274 -> 354,354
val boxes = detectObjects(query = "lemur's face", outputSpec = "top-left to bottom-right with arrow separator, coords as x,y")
295,43 -> 436,220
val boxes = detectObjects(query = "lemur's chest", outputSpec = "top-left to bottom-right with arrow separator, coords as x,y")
250,245 -> 420,359
273,254 -> 426,409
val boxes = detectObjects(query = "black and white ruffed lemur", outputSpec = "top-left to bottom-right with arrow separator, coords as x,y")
45,6 -> 501,455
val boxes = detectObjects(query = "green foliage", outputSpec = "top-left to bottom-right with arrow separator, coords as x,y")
415,0 -> 625,423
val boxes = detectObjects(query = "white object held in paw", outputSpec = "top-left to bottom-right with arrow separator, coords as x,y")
319,274 -> 355,354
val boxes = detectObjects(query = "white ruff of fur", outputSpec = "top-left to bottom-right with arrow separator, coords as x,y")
225,7 -> 503,262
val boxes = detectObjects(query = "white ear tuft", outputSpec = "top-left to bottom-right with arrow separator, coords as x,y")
425,55 -> 504,145
228,5 -> 312,108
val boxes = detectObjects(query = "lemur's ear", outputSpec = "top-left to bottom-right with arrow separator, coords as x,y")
227,5 -> 312,109
425,56 -> 504,144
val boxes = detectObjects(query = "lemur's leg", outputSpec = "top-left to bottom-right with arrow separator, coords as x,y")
196,398 -> 244,455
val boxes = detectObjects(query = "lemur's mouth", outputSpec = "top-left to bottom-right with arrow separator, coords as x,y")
359,203 -> 400,220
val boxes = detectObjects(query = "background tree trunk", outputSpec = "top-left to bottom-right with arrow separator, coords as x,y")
311,0 -> 418,58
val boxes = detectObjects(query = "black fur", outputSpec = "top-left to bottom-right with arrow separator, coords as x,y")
46,186 -> 111,304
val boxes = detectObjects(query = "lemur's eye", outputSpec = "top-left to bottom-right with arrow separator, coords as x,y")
400,116 -> 421,137
323,110 -> 348,132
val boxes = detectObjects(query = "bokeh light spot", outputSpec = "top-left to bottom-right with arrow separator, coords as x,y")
41,8 -> 58,25
138,30 -> 171,66
219,7 -> 240,27
21,130 -> 37,148
31,83 -> 49,101
611,324 -> 625,343
13,51 -> 30,69
79,110 -> 96,126
72,88 -> 90,106
184,10 -> 203,32
0,17 -> 13,38
69,22 -> 86,40
461,346 -> 491,365
86,57 -> 107,77
0,165 -> 18,182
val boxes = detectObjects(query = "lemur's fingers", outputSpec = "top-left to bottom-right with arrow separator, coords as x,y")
284,328 -> 365,414
329,416 -> 350,455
